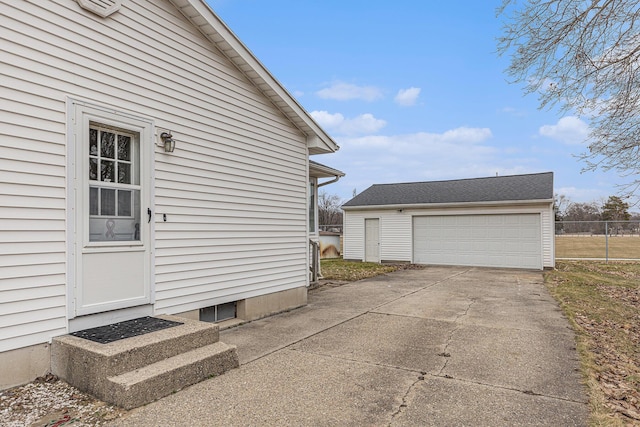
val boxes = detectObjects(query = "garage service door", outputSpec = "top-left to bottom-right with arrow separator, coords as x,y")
413,214 -> 542,269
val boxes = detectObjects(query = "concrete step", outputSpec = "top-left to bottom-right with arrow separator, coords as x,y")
52,315 -> 219,383
51,315 -> 239,408
107,341 -> 239,409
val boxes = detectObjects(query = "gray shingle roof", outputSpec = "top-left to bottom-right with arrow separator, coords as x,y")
342,172 -> 553,207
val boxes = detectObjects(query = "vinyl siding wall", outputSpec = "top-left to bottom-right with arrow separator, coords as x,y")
343,203 -> 555,268
343,210 -> 412,262
0,0 -> 308,352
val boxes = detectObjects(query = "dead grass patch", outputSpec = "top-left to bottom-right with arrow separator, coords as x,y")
545,261 -> 640,425
320,259 -> 422,282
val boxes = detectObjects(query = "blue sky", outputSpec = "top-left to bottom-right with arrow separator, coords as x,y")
207,0 -> 632,205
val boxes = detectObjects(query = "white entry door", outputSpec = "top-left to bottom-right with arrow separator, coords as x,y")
72,103 -> 153,317
365,218 -> 380,262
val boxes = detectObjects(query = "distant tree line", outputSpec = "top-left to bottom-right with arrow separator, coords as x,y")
555,195 -> 640,235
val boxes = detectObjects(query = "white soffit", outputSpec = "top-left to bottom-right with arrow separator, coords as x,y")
77,0 -> 122,18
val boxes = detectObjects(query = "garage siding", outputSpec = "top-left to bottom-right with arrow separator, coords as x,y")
541,207 -> 554,267
343,210 -> 412,262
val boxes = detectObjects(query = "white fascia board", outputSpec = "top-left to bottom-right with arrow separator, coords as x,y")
309,162 -> 345,179
172,0 -> 338,154
341,199 -> 555,211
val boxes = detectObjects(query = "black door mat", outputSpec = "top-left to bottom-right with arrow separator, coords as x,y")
70,316 -> 183,344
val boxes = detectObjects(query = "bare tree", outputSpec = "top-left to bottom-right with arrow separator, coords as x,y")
554,193 -> 571,221
498,1 -> 640,200
318,191 -> 343,229
563,201 -> 602,234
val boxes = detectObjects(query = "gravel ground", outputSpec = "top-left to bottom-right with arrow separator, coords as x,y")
0,375 -> 123,427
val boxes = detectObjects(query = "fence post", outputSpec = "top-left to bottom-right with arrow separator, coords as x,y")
605,221 -> 608,263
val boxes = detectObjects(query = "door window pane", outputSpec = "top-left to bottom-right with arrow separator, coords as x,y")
101,160 -> 115,182
118,163 -> 130,184
89,158 -> 98,181
101,131 -> 115,158
118,135 -> 131,161
118,190 -> 132,216
90,187 -> 99,215
100,188 -> 116,216
90,129 -> 98,156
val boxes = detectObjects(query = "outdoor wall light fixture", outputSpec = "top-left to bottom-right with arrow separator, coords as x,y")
160,131 -> 176,153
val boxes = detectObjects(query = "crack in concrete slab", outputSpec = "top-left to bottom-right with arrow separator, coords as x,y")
438,297 -> 476,375
428,374 -> 589,405
388,374 -> 425,426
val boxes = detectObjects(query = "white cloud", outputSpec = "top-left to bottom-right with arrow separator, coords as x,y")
292,90 -> 304,98
394,87 -> 421,106
539,116 -> 590,145
343,126 -> 492,149
499,106 -> 526,117
316,81 -> 383,102
311,111 -> 387,135
310,111 -> 345,128
555,186 -> 608,203
326,127 -> 525,193
317,126 -> 553,202
440,127 -> 493,143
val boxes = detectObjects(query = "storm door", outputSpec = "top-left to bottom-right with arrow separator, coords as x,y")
72,103 -> 152,317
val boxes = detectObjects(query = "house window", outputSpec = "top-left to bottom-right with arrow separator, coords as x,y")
309,180 -> 316,232
89,123 -> 141,242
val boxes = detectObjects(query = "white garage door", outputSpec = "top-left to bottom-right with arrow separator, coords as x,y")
413,214 -> 542,269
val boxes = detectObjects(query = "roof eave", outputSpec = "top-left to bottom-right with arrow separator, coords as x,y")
342,199 -> 555,211
309,161 -> 346,179
170,0 -> 339,155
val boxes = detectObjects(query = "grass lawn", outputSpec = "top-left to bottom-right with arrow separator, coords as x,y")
556,236 -> 640,259
545,261 -> 640,425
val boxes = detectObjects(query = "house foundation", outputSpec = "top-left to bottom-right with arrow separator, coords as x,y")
0,343 -> 51,390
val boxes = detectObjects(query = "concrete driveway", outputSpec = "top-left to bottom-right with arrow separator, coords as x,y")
109,267 -> 588,426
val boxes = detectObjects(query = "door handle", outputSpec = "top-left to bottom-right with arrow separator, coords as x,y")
147,208 -> 152,223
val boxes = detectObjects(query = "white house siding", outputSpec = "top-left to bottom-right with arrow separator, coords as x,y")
1,0 -> 309,352
343,212 -> 365,261
343,210 -> 412,262
541,205 -> 555,268
343,204 -> 554,268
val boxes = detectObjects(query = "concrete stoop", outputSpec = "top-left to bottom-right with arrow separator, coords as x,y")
51,315 -> 239,409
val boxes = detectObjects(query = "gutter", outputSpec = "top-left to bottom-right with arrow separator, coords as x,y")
318,176 -> 342,187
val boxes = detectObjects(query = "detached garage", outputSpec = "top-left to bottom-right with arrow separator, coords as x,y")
342,173 -> 555,270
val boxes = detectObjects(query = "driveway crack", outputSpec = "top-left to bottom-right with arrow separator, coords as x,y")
388,374 -> 425,425
438,298 -> 476,375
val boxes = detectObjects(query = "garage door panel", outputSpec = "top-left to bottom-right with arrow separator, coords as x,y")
413,214 -> 541,269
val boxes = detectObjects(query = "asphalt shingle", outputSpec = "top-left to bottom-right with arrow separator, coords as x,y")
342,172 -> 553,207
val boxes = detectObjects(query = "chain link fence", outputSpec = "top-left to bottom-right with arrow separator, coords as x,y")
555,221 -> 640,261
